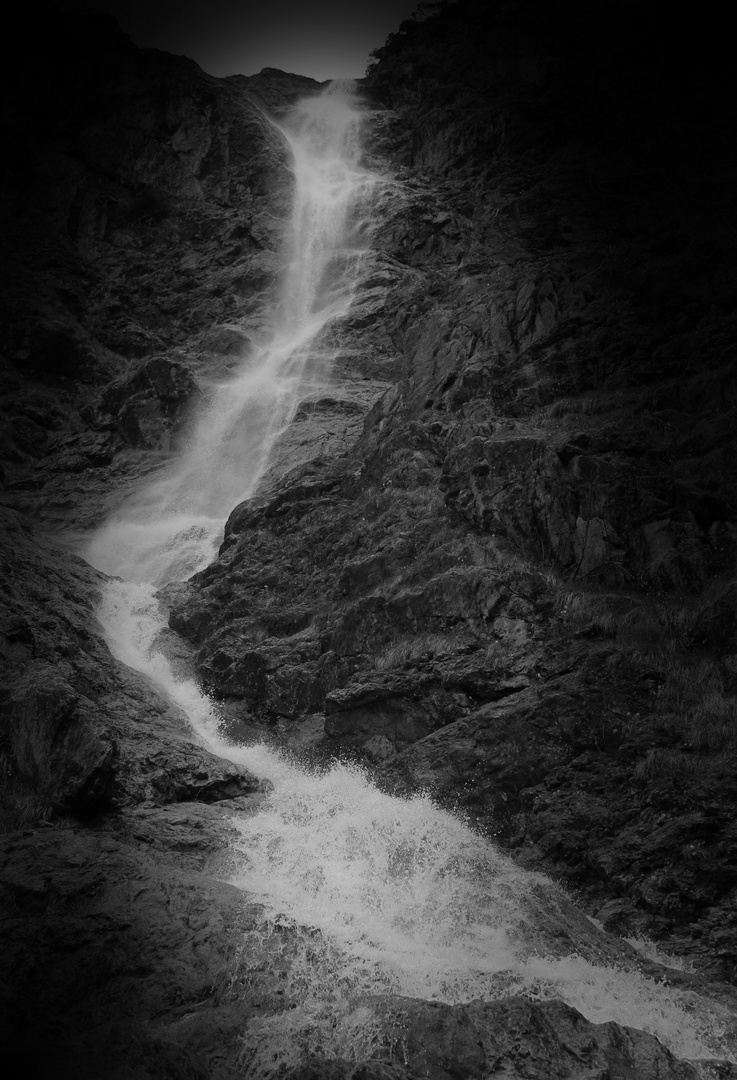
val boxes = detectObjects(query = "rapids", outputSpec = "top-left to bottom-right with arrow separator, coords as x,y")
84,84 -> 734,1071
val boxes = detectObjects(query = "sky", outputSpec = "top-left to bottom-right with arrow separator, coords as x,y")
62,1 -> 421,82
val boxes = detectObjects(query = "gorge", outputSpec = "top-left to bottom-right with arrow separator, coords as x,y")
2,2 -> 737,1078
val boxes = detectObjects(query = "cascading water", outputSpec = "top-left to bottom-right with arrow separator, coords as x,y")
86,84 -> 375,588
84,84 -> 734,1074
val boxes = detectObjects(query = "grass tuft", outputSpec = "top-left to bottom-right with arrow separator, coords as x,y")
553,574 -> 737,782
374,633 -> 459,671
634,748 -> 699,780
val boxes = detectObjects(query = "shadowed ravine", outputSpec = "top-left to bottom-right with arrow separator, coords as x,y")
81,85 -> 734,1074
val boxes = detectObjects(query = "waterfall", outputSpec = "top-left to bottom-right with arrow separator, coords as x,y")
86,82 -> 376,587
84,84 -> 733,1072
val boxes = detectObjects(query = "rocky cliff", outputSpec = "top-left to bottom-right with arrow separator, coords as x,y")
2,1 -> 737,1077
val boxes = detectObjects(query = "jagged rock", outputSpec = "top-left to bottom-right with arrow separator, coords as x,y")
366,996 -> 714,1080
268,994 -> 735,1080
88,354 -> 200,449
0,4 -> 310,527
5,663 -> 117,814
0,504 -> 261,820
691,582 -> 737,648
442,434 -> 577,567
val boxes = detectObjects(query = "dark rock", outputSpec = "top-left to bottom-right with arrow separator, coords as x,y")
0,504 -> 261,820
92,354 -> 200,449
442,434 -> 577,567
5,663 -> 117,814
370,995 -> 707,1080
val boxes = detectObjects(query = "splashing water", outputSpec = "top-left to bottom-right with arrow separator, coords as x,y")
225,756 -> 733,1071
84,84 -> 734,1071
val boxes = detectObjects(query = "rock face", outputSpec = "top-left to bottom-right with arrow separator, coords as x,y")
1,1 -> 312,530
278,996 -> 712,1080
2,1 -> 737,1077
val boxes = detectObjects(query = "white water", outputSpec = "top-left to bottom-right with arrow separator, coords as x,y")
227,760 -> 734,1072
86,85 -> 377,587
84,85 -> 734,1072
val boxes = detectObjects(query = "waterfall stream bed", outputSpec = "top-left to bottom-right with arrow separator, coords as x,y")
84,85 -> 737,1075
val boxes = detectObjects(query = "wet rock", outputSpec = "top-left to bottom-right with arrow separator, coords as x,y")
0,503 -> 261,820
278,995 -> 727,1080
0,4 -> 305,527
372,996 -> 710,1080
140,745 -> 264,804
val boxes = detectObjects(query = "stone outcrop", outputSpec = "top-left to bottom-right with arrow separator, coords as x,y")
280,996 -> 723,1080
1,805 -> 268,1080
